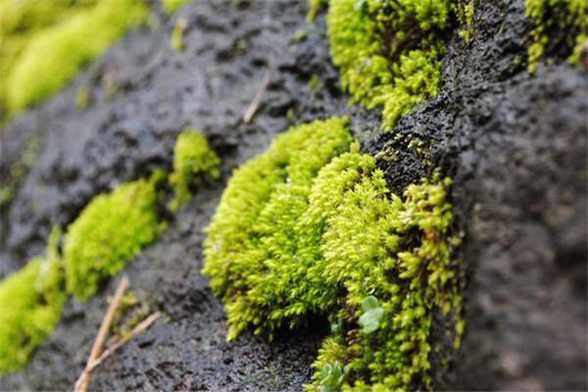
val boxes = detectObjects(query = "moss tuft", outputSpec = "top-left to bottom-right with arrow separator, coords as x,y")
169,129 -> 221,211
203,118 -> 463,390
327,0 -> 451,130
162,0 -> 191,14
0,0 -> 147,120
64,175 -> 163,301
4,0 -> 147,115
0,228 -> 66,374
525,0 -> 588,73
171,17 -> 188,52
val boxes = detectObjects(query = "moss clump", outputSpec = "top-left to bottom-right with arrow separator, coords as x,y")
64,176 -> 163,301
526,0 -> 588,73
455,0 -> 475,43
0,0 -> 147,118
327,0 -> 451,130
0,229 -> 66,374
171,17 -> 188,52
203,118 -> 463,390
169,129 -> 221,210
163,0 -> 192,14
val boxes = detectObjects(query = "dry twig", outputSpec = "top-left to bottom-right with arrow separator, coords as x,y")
74,276 -> 129,392
87,312 -> 161,373
242,68 -> 271,123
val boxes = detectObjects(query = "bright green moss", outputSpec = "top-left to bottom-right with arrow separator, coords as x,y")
327,0 -> 450,130
308,0 -> 328,21
169,129 -> 221,211
0,0 -> 145,120
0,229 -> 66,374
162,0 -> 191,14
526,0 -> 588,73
203,118 -> 464,390
64,176 -> 163,301
171,17 -> 188,52
456,0 -> 475,43
4,0 -> 146,115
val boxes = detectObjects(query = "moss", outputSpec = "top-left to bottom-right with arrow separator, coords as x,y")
162,0 -> 191,14
0,228 -> 66,374
525,0 -> 588,73
203,118 -> 464,390
455,0 -> 475,43
327,0 -> 451,130
169,129 -> 221,211
308,0 -> 328,21
64,175 -> 163,301
0,0 -> 147,119
171,17 -> 188,52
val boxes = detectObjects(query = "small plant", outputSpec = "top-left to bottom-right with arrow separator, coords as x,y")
358,296 -> 384,334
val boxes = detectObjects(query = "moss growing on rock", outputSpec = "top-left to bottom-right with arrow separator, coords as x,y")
0,229 -> 66,374
169,129 -> 221,210
327,0 -> 451,130
0,0 -> 147,119
163,0 -> 192,14
203,118 -> 463,390
526,0 -> 588,73
64,175 -> 163,301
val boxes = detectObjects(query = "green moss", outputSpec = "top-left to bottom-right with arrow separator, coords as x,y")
327,0 -> 450,130
0,0 -> 146,120
169,129 -> 221,211
526,0 -> 588,73
203,117 -> 464,390
64,175 -> 163,301
171,17 -> 188,52
308,0 -> 328,21
0,228 -> 66,374
163,0 -> 191,14
456,0 -> 475,43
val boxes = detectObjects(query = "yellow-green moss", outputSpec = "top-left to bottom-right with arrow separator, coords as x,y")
0,229 -> 66,374
203,118 -> 463,390
162,0 -> 191,14
171,17 -> 188,52
308,0 -> 328,21
64,175 -> 163,301
327,0 -> 451,130
4,0 -> 147,115
526,0 -> 588,73
169,129 -> 221,211
456,0 -> 475,43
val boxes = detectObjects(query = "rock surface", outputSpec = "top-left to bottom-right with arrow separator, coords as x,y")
0,0 -> 586,390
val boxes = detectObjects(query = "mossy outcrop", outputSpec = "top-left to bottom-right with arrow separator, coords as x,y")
204,117 -> 463,390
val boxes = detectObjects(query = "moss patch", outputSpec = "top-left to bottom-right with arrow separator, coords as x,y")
0,0 -> 147,121
64,175 -> 163,301
169,129 -> 221,211
327,0 -> 451,130
203,118 -> 463,390
526,0 -> 588,73
162,0 -> 192,14
0,229 -> 66,374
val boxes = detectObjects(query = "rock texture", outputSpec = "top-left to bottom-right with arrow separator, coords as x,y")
0,0 -> 586,390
